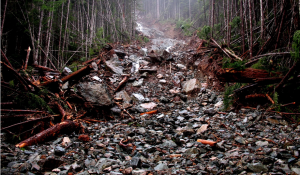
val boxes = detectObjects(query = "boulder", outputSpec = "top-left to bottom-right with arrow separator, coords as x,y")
182,79 -> 201,95
77,82 -> 112,106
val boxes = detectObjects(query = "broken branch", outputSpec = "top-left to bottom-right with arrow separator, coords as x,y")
16,120 -> 80,148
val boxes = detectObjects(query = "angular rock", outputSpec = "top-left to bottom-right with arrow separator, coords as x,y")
116,90 -> 132,103
130,157 -> 141,168
132,170 -> 147,175
77,82 -> 112,106
154,162 -> 168,171
133,78 -> 144,87
196,124 -> 209,134
54,146 -> 65,156
162,140 -> 177,148
184,147 -> 199,156
235,136 -> 246,145
132,93 -> 145,102
91,62 -> 98,71
114,50 -> 127,58
247,162 -> 268,173
182,79 -> 201,95
140,102 -> 157,110
255,141 -> 268,147
204,109 -> 217,116
105,55 -> 124,74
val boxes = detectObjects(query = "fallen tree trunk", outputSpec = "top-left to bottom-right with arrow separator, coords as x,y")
61,65 -> 91,82
216,68 -> 279,83
16,120 -> 80,148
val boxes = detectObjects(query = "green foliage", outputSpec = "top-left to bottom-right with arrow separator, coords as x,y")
197,25 -> 211,40
292,30 -> 300,60
251,58 -> 267,70
222,57 -> 247,70
176,19 -> 193,36
143,37 -> 150,43
223,83 -> 243,110
15,91 -> 53,113
230,17 -> 241,28
9,80 -> 14,87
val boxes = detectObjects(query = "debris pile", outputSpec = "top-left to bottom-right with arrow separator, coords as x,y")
1,22 -> 300,175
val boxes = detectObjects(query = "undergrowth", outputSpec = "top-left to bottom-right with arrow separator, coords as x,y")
222,57 -> 247,70
223,83 -> 243,110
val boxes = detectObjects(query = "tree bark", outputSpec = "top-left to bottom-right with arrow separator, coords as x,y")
240,0 -> 245,53
260,0 -> 265,40
248,0 -> 253,59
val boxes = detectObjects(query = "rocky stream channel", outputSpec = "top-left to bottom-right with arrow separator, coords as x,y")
1,22 -> 300,175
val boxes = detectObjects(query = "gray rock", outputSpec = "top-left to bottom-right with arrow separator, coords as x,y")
247,162 -> 268,173
63,67 -> 72,75
54,146 -> 65,156
184,148 -> 199,156
77,82 -> 112,106
130,157 -> 141,168
292,168 -> 300,175
255,141 -> 268,147
105,55 -> 124,74
76,171 -> 90,175
132,93 -> 145,102
154,162 -> 168,171
110,172 -> 123,175
159,96 -> 169,103
132,169 -> 147,175
116,90 -> 132,103
182,79 -> 201,94
162,140 -> 177,148
62,81 -> 69,90
235,136 -> 246,145
204,109 -> 217,116
91,62 -> 98,71
114,50 -> 127,58
133,78 -> 144,87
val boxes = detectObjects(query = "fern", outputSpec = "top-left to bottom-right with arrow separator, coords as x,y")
292,30 -> 300,60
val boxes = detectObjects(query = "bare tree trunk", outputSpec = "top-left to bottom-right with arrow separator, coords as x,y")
157,0 -> 160,19
189,0 -> 191,19
61,0 -> 71,68
58,2 -> 64,68
1,0 -> 8,37
248,0 -> 253,59
227,0 -> 230,47
43,1 -> 54,67
211,0 -> 214,38
33,1 -> 44,65
260,0 -> 265,41
240,0 -> 245,53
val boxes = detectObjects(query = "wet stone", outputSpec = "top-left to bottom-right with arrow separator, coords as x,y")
54,146 -> 66,156
162,140 -> 177,148
154,162 -> 169,171
247,162 -> 268,173
130,157 -> 141,168
235,136 -> 246,145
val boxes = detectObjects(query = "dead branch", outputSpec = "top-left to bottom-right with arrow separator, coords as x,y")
275,61 -> 298,91
55,102 -> 66,121
138,69 -> 157,73
217,68 -> 276,82
24,47 -> 31,70
33,64 -> 60,73
16,120 -> 80,148
265,94 -> 275,104
115,76 -> 129,92
210,38 -> 232,59
1,50 -> 13,67
1,109 -> 45,113
61,65 -> 91,82
115,102 -> 135,120
1,115 -> 54,131
245,52 -> 291,67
